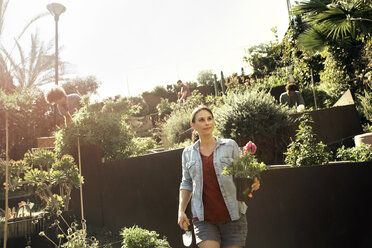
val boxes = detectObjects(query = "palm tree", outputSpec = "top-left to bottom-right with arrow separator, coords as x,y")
1,32 -> 55,88
0,0 -> 55,90
291,0 -> 372,95
292,0 -> 372,51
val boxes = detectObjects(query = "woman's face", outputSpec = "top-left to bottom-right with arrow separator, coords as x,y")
191,110 -> 214,137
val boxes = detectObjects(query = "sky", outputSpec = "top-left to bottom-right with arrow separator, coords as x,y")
3,0 -> 290,99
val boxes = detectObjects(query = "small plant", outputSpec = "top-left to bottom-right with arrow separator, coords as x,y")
222,142 -> 267,179
1,149 -> 82,212
362,123 -> 372,133
120,225 -> 171,248
40,212 -> 100,248
336,144 -> 372,162
284,114 -> 331,166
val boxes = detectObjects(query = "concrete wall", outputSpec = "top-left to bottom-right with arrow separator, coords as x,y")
70,147 -> 372,248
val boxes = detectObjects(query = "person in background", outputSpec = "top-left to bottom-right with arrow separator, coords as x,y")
279,82 -> 305,108
46,86 -> 81,126
178,105 -> 260,248
177,80 -> 191,102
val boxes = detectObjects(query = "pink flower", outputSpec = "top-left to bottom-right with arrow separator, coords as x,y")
243,141 -> 257,155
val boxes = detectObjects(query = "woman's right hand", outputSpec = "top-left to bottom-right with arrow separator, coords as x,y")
178,211 -> 190,230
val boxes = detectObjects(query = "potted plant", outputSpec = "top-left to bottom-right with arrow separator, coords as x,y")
222,141 -> 267,202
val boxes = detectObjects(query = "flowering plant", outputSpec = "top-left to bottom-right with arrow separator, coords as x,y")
222,141 -> 267,178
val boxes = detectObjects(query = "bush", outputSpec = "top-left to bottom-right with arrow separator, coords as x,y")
301,85 -> 332,109
336,144 -> 372,162
126,96 -> 150,116
120,225 -> 170,248
318,51 -> 350,103
129,137 -> 158,157
358,88 -> 372,123
214,89 -> 292,144
160,106 -> 193,148
54,96 -> 140,162
284,114 -> 331,166
159,90 -> 205,148
0,88 -> 54,159
1,149 -> 81,212
156,98 -> 173,117
213,89 -> 293,164
146,85 -> 178,103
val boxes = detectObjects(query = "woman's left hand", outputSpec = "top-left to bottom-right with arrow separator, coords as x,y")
248,178 -> 261,198
251,177 -> 261,192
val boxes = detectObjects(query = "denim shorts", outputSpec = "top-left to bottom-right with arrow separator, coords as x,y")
193,214 -> 247,247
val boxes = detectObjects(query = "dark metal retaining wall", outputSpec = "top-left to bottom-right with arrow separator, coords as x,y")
70,147 -> 372,248
289,104 -> 362,148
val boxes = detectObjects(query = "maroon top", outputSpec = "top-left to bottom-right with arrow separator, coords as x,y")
201,152 -> 231,223
181,85 -> 191,98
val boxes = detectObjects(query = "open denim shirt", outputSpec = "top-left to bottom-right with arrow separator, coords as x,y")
180,137 -> 247,221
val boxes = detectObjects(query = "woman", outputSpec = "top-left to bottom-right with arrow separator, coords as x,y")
178,105 -> 260,248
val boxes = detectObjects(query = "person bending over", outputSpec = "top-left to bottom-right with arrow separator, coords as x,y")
279,82 -> 305,108
46,86 -> 81,126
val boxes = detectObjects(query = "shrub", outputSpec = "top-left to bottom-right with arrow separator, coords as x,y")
145,85 -> 178,103
126,96 -> 150,116
1,149 -> 81,212
358,88 -> 372,123
214,89 -> 292,144
54,96 -> 140,162
318,51 -> 350,103
160,106 -> 193,148
284,114 -> 331,166
156,98 -> 173,116
129,137 -> 158,157
159,90 -> 205,148
301,85 -> 332,109
362,123 -> 372,133
336,144 -> 372,162
0,88 -> 54,159
120,225 -> 170,248
214,89 -> 293,164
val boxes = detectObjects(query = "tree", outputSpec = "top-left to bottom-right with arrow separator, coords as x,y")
0,1 -> 51,90
292,0 -> 372,52
197,69 -> 214,86
62,76 -> 100,95
292,0 -> 372,95
1,32 -> 55,88
0,88 -> 53,159
243,28 -> 286,78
